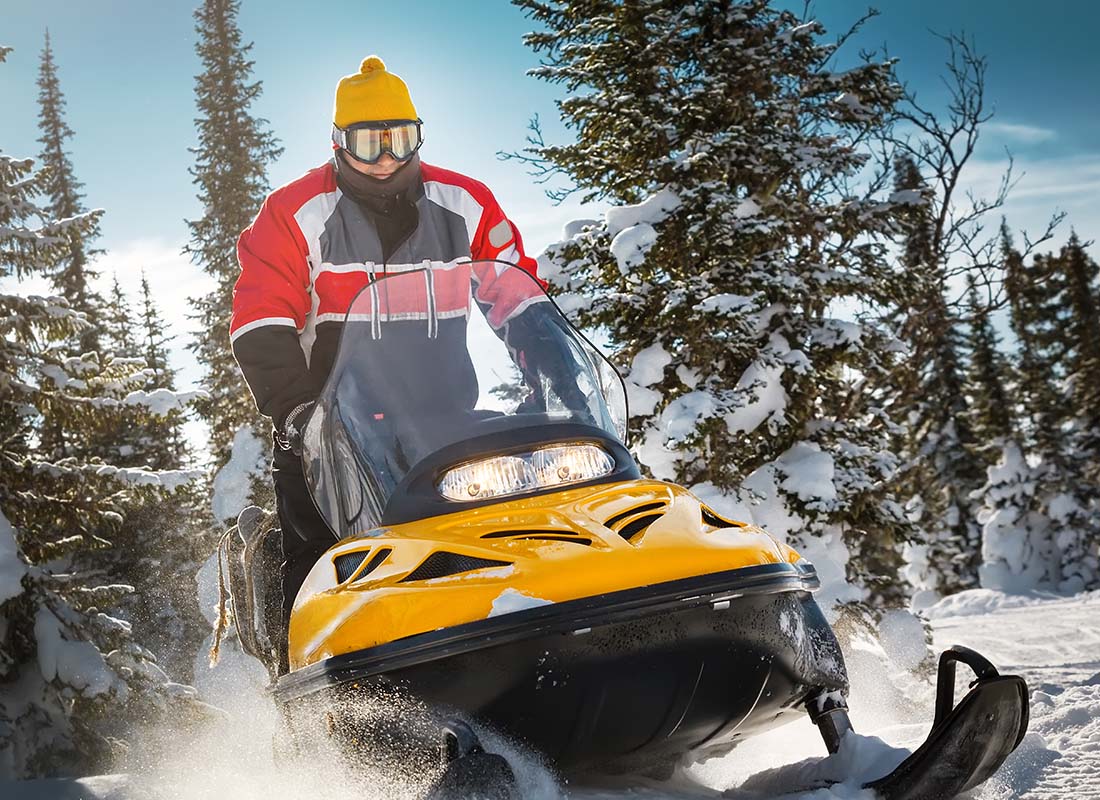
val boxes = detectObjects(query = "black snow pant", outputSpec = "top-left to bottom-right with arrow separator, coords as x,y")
271,435 -> 336,650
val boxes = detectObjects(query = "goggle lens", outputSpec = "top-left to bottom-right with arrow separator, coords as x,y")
342,121 -> 422,163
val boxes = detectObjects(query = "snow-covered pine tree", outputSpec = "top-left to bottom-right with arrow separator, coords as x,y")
977,229 -> 1064,591
80,268 -> 209,679
1043,234 -> 1100,590
878,31 -> 1045,601
511,0 -> 911,608
2,50 -> 202,774
888,155 -> 986,598
963,273 -> 1014,453
139,271 -> 176,389
187,0 -> 283,464
104,274 -> 140,360
36,30 -> 103,356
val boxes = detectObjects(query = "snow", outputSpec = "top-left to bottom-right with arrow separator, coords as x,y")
604,188 -> 681,237
625,342 -> 673,416
776,442 -> 837,506
733,196 -> 761,218
887,189 -> 924,205
190,552 -> 270,708
211,425 -> 267,523
626,382 -> 663,417
0,775 -> 132,799
659,391 -> 719,442
978,442 -> 1056,593
34,607 -> 114,697
636,426 -> 681,480
3,591 -> 1098,798
693,293 -> 756,316
610,222 -> 658,274
876,609 -> 928,672
629,342 -> 672,387
488,587 -> 554,617
605,188 -> 681,274
724,335 -> 790,436
812,319 -> 864,348
94,464 -> 202,491
122,387 -> 209,416
561,218 -> 600,240
0,508 -> 28,604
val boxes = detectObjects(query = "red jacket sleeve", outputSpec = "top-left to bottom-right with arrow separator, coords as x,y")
232,192 -> 311,337
469,188 -> 542,286
230,192 -> 318,426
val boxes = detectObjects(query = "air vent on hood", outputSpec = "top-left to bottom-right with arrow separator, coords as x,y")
603,501 -> 668,542
481,529 -> 593,546
333,547 -> 392,583
604,502 -> 665,529
400,552 -> 511,582
702,506 -> 743,529
617,513 -> 664,541
334,550 -> 369,583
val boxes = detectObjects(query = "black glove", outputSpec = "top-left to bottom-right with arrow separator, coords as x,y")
276,400 -> 316,456
503,303 -> 590,418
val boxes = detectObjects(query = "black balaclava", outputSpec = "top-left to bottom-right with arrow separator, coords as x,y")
333,150 -> 423,261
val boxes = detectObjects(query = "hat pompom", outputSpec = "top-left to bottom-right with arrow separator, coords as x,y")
360,56 -> 386,74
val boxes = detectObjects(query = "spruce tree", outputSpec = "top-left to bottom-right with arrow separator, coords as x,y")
889,155 -> 986,597
978,230 -> 1069,591
963,273 -> 1014,449
139,270 -> 177,389
1045,234 -> 1100,590
511,0 -> 911,607
1003,229 -> 1067,456
36,30 -> 103,355
2,48 -> 201,775
187,0 -> 283,463
104,273 -> 140,359
1058,233 -> 1100,442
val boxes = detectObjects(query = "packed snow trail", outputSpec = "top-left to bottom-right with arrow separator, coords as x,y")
927,590 -> 1100,800
1,590 -> 1097,799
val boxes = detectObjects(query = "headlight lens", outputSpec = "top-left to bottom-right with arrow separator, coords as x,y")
438,443 -> 614,502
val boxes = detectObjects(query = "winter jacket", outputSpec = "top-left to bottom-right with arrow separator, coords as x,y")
230,158 -> 541,429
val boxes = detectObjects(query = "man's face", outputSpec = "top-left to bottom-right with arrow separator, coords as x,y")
343,151 -> 401,180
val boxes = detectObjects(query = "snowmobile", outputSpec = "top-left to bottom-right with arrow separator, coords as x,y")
222,260 -> 1029,799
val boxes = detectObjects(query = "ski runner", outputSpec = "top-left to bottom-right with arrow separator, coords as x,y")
230,56 -> 542,671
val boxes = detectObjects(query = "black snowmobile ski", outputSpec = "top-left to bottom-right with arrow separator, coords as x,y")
425,720 -> 517,800
864,646 -> 1029,800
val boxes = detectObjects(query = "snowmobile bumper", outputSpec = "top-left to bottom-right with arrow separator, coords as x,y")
866,645 -> 1029,800
274,562 -> 848,775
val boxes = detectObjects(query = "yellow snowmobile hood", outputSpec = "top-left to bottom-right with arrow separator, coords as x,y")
288,479 -> 801,671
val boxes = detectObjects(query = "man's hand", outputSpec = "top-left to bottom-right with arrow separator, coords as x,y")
503,303 -> 591,419
277,400 -> 316,456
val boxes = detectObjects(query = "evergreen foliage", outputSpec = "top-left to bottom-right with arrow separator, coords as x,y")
186,0 -> 283,463
889,155 -> 986,598
139,271 -> 177,389
963,273 -> 1014,450
1,83 -> 204,775
104,274 -> 139,360
35,31 -> 103,356
977,230 -> 1100,592
511,0 -> 911,607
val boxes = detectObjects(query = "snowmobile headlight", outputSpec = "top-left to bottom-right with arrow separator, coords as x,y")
438,444 -> 614,502
530,444 -> 614,487
438,455 -> 537,501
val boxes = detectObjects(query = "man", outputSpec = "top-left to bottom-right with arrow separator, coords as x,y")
229,56 -> 541,660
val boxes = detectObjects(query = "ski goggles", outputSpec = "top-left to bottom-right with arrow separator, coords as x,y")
332,119 -> 424,164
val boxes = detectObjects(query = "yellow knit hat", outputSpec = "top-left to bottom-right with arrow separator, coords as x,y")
333,56 -> 418,128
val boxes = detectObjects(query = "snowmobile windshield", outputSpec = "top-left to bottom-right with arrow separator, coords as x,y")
302,260 -> 629,538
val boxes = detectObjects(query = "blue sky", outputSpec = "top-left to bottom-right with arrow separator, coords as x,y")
2,0 -> 1099,396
